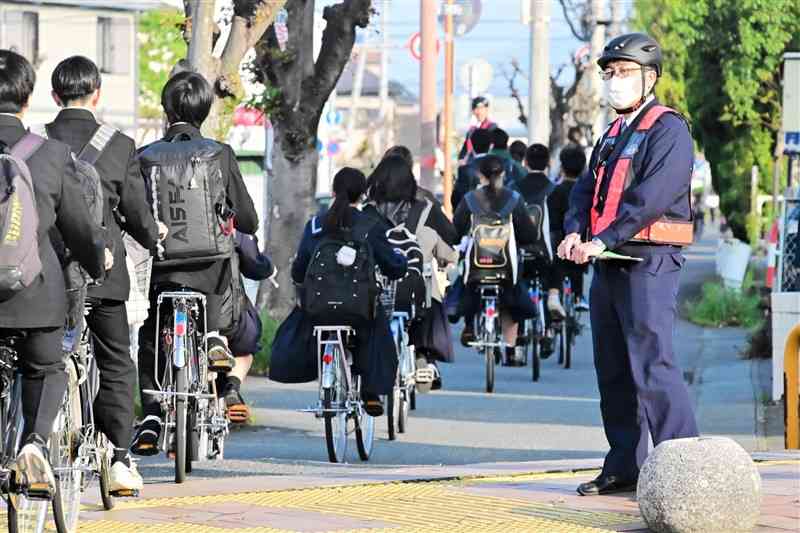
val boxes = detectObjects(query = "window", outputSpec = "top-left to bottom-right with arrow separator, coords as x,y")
4,11 -> 39,64
97,16 -> 131,75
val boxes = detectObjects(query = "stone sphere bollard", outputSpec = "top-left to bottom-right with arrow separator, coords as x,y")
637,436 -> 761,533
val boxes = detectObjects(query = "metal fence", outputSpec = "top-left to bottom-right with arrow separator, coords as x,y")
778,197 -> 800,292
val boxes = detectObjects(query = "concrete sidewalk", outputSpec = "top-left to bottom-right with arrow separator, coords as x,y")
29,452 -> 799,532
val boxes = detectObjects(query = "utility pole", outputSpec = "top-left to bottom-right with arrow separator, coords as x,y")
590,0 -> 608,140
420,0 -> 438,190
609,0 -> 624,38
443,0 -> 455,217
528,0 -> 551,145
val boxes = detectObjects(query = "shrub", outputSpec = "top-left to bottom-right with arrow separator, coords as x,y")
252,310 -> 280,376
686,277 -> 763,330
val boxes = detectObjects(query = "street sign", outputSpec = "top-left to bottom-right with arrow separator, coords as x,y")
459,59 -> 493,97
783,52 -> 800,154
408,32 -> 440,62
438,0 -> 482,37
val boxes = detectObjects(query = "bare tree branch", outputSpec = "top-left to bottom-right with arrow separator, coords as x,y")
557,0 -> 590,42
502,59 -> 528,127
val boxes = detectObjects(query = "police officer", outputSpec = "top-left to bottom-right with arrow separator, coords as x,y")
557,33 -> 698,496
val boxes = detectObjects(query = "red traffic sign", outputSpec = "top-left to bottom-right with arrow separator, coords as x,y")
408,32 -> 441,62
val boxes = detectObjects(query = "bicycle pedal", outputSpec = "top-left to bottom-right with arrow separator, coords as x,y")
24,483 -> 53,500
110,489 -> 139,498
414,368 -> 435,383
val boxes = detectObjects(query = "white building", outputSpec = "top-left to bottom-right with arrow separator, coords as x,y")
0,0 -> 167,136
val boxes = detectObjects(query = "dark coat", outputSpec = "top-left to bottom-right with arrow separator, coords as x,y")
0,114 -> 105,328
565,99 -> 693,257
277,207 -> 407,395
142,123 -> 259,295
45,108 -> 160,301
451,154 -> 487,213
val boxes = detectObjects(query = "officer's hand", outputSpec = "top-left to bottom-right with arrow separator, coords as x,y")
571,241 -> 604,265
557,233 -> 582,260
104,248 -> 114,271
157,222 -> 169,241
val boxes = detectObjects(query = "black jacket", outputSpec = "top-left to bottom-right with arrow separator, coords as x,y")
451,154 -> 488,212
547,177 -> 577,247
144,124 -> 259,294
513,171 -> 554,207
0,114 -> 105,328
453,186 -> 539,247
45,108 -> 160,301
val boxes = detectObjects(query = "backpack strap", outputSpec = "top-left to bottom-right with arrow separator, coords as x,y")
405,200 -> 432,234
10,133 -> 45,162
77,124 -> 116,166
497,190 -> 520,219
464,191 -> 484,217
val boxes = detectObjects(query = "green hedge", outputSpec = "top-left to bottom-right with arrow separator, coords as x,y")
252,311 -> 280,376
686,276 -> 762,330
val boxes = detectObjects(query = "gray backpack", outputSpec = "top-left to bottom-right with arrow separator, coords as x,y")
138,133 -> 233,266
0,133 -> 45,301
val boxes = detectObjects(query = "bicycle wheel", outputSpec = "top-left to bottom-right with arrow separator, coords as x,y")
174,366 -> 188,483
98,440 -> 114,510
564,319 -> 574,370
531,321 -> 541,383
386,386 -> 397,441
185,399 -> 197,474
397,385 -> 409,434
7,495 -> 47,533
409,387 -> 416,411
322,354 -> 347,463
51,361 -> 82,533
485,346 -> 495,393
354,384 -> 375,461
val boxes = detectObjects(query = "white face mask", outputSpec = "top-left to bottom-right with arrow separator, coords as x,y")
606,74 -> 644,111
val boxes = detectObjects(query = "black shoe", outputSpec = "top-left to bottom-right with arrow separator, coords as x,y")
432,375 -> 442,390
362,393 -> 384,417
131,415 -> 161,457
460,326 -> 475,347
540,336 -> 554,359
577,475 -> 637,496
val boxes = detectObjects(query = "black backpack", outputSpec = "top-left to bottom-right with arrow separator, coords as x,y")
33,123 -> 112,288
384,201 -> 432,318
302,216 -> 378,326
138,133 -> 233,266
465,188 -> 520,284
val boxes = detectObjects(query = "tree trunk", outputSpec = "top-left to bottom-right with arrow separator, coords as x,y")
256,127 -> 318,320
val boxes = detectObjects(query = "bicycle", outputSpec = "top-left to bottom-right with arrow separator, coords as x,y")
469,284 -> 506,394
300,326 -> 375,463
554,277 -> 586,370
0,335 -> 57,533
141,290 -> 228,484
518,253 -> 554,383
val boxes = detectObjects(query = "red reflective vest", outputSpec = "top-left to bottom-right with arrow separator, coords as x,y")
590,104 -> 693,246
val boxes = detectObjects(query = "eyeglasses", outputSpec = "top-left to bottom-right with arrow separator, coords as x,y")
600,67 -> 644,81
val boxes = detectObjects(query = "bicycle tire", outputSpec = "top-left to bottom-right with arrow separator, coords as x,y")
52,360 -> 83,533
354,382 -> 375,461
564,322 -> 574,370
174,366 -> 188,484
7,491 -> 48,533
409,387 -> 416,411
99,445 -> 114,510
322,387 -> 347,463
386,388 -> 397,441
397,386 -> 409,434
485,347 -> 495,393
532,335 -> 541,383
185,400 -> 196,474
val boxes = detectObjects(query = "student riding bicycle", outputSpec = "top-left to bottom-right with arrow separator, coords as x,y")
365,155 -> 458,389
132,71 -> 258,455
290,168 -> 406,417
454,155 -> 540,366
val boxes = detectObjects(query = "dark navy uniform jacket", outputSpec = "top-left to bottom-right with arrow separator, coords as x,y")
291,207 -> 407,285
564,100 -> 693,256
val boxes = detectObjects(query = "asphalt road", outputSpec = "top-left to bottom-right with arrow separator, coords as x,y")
138,227 -> 769,483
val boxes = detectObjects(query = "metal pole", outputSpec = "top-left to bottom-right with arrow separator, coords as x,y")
420,0 -> 438,190
443,0 -> 455,217
589,0 -> 608,141
528,0 -> 552,144
379,1 -> 390,152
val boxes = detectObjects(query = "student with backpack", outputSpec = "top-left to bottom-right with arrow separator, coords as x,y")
289,168 -> 406,417
42,56 -> 163,493
452,128 -> 493,211
0,49 -> 106,496
132,71 -> 258,455
454,155 -> 540,366
365,156 -> 458,389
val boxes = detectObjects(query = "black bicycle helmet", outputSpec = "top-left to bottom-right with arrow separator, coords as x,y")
598,33 -> 662,76
471,96 -> 489,109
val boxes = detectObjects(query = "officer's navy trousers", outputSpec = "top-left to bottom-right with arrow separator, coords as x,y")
590,252 -> 698,481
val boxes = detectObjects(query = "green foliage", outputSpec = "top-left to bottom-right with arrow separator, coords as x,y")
252,310 -> 280,375
138,9 -> 187,120
686,275 -> 763,329
634,0 -> 800,242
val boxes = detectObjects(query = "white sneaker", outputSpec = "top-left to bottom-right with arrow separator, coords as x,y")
547,293 -> 566,319
14,440 -> 55,497
108,460 -> 143,493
